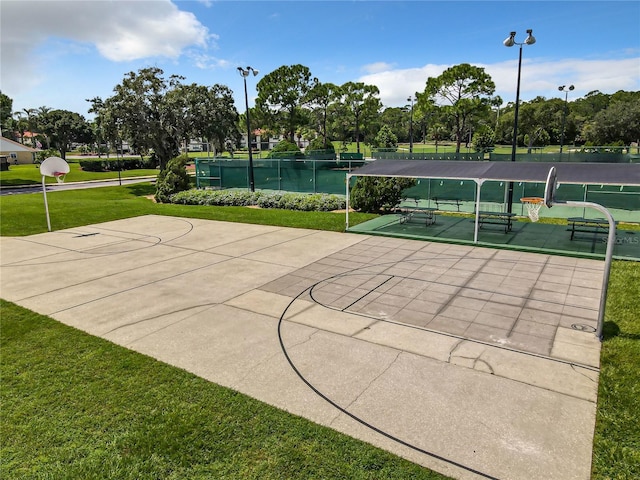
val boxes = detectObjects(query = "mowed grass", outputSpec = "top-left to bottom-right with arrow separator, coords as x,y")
0,182 -> 377,236
0,163 -> 159,186
592,260 -> 640,479
1,182 -> 638,478
0,300 -> 447,480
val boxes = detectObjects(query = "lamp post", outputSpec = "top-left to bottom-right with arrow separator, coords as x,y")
558,84 -> 574,155
237,66 -> 259,192
407,96 -> 415,153
503,29 -> 536,213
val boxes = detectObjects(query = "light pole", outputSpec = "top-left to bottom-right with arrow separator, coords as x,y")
558,84 -> 574,155
407,96 -> 415,153
237,66 -> 259,192
503,29 -> 536,213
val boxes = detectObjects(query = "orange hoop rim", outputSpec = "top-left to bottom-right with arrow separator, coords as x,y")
520,197 -> 544,204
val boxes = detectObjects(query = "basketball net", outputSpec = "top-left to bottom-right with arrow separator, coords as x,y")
521,197 -> 544,222
53,172 -> 66,184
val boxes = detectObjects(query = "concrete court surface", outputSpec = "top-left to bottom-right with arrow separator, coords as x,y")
0,215 -> 604,480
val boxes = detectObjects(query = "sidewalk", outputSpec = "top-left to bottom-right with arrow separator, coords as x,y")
0,215 -> 602,480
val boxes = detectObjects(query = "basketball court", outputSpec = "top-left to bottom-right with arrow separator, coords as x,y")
0,215 -> 603,480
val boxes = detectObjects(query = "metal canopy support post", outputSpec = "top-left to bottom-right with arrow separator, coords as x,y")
562,200 -> 616,340
346,173 -> 351,230
473,179 -> 484,243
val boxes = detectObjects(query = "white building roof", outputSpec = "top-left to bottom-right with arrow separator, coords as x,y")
0,137 -> 39,153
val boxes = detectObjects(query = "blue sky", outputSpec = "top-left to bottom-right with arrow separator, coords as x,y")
2,1 -> 639,120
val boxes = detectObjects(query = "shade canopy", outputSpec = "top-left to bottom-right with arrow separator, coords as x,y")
351,160 -> 640,186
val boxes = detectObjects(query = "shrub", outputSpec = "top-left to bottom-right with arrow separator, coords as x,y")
266,140 -> 304,159
155,155 -> 192,203
79,157 -> 157,172
350,177 -> 417,213
307,137 -> 335,152
79,159 -> 104,172
372,125 -> 398,150
36,148 -> 62,164
170,189 -> 345,212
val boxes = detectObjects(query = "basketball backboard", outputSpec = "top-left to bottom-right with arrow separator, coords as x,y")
40,156 -> 70,178
543,166 -> 557,208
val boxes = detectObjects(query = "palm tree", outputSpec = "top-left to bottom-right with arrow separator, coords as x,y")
36,106 -> 52,148
430,123 -> 449,153
13,112 -> 26,144
22,108 -> 37,147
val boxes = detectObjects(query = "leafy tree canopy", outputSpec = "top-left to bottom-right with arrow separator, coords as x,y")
418,63 -> 497,153
372,124 -> 398,150
256,64 -> 315,143
0,91 -> 13,138
39,109 -> 92,159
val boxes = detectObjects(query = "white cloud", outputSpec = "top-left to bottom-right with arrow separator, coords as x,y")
359,57 -> 640,108
0,0 -> 212,93
361,62 -> 396,74
359,64 -> 453,106
188,51 -> 231,70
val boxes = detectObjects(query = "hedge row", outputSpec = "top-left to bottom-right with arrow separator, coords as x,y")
170,189 -> 346,212
79,157 -> 157,172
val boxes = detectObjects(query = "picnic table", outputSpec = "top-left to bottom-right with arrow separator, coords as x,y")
433,197 -> 462,212
397,197 -> 437,226
567,217 -> 617,240
476,211 -> 516,233
399,205 -> 437,226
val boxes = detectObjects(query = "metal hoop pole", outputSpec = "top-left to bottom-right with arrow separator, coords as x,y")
42,175 -> 51,231
562,200 -> 616,340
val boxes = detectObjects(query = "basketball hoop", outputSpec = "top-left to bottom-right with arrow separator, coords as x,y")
521,197 -> 544,222
53,172 -> 67,184
39,156 -> 70,231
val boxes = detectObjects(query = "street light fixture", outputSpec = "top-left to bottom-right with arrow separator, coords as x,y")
558,85 -> 575,155
503,29 -> 536,213
407,96 -> 415,153
237,66 -> 259,192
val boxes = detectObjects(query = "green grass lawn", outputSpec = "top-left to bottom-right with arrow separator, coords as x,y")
0,163 -> 159,187
0,300 -> 446,480
0,183 -> 376,236
1,183 -> 638,479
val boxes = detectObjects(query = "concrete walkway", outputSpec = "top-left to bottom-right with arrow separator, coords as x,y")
0,215 -> 603,480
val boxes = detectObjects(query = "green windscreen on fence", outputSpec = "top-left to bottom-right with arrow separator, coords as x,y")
194,158 -> 640,219
195,158 -> 359,194
401,179 -> 640,211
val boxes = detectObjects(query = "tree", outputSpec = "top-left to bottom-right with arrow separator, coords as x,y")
472,126 -> 496,153
517,97 -> 554,152
372,124 -> 398,150
201,84 -> 240,155
265,139 -> 303,158
13,111 -> 27,144
166,82 -> 206,152
0,92 -> 13,139
256,64 -> 315,143
87,97 -> 117,158
35,106 -> 52,148
307,136 -> 335,154
21,108 -> 38,147
155,155 -> 192,203
163,82 -> 239,155
587,98 -> 640,145
418,63 -> 497,153
340,82 -> 382,154
306,80 -> 341,148
107,67 -> 181,170
380,107 -> 410,143
429,123 -> 450,152
39,109 -> 92,159
351,177 -> 417,213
